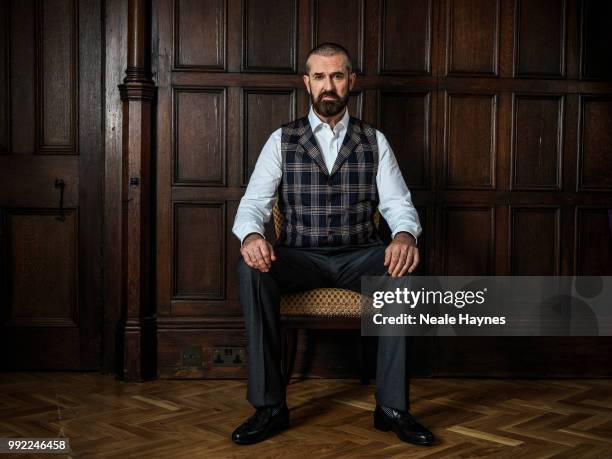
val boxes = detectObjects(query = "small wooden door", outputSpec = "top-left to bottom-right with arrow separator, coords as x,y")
0,0 -> 103,370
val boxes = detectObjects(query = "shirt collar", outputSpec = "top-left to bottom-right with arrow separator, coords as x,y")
308,105 -> 349,134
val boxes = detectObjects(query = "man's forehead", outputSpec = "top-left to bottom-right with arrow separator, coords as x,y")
307,54 -> 347,73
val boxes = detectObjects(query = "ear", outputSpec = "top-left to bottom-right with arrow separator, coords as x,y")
348,72 -> 356,91
302,74 -> 310,94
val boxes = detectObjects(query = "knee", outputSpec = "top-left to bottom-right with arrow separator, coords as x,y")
355,245 -> 388,277
236,257 -> 257,278
374,246 -> 389,276
236,257 -> 272,283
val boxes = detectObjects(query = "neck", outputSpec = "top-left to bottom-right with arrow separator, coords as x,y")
313,107 -> 346,129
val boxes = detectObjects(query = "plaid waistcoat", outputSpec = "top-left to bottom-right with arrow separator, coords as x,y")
278,115 -> 379,247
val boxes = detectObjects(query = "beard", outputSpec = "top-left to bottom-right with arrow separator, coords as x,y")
311,88 -> 349,117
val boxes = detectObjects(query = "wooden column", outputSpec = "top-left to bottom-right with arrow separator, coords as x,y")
118,0 -> 156,381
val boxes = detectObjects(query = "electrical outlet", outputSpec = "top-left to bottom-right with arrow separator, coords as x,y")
182,346 -> 203,367
212,347 -> 245,366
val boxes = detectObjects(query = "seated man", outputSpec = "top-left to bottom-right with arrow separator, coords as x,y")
231,42 -> 434,447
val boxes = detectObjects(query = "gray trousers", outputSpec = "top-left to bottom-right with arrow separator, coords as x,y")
236,239 -> 411,412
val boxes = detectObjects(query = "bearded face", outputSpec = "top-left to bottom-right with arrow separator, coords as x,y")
310,88 -> 350,117
303,53 -> 355,119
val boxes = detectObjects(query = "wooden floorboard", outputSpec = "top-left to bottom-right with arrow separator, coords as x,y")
0,373 -> 611,458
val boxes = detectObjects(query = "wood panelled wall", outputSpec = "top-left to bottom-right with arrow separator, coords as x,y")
153,0 -> 612,378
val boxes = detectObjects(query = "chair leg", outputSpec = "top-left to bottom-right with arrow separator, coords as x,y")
282,328 -> 298,386
358,335 -> 369,385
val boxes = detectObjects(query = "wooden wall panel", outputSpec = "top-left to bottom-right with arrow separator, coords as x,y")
577,96 -> 612,191
225,201 -> 242,309
174,88 -> 226,185
158,328 -> 248,378
174,0 -> 226,70
312,0 -> 364,73
347,91 -> 363,120
378,91 -> 431,189
574,207 -> 612,275
414,206 -> 428,275
173,203 -> 225,299
10,0 -> 36,154
379,0 -> 432,75
0,1 -> 7,153
242,89 -> 295,183
243,0 -> 297,72
580,0 -> 612,80
515,0 -> 566,77
5,209 -> 78,325
510,207 -> 560,275
40,0 -> 76,154
444,94 -> 496,189
155,0 -> 612,379
432,336 -> 612,377
443,207 -> 494,275
446,0 -> 499,75
511,95 -> 563,190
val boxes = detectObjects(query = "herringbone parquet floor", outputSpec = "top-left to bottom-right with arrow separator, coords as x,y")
1,373 -> 611,458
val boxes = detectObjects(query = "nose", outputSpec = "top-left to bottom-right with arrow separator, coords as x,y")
323,75 -> 334,92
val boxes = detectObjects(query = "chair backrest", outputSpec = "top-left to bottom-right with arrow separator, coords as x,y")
272,200 -> 380,241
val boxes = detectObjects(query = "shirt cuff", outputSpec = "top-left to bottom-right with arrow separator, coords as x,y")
392,230 -> 418,246
241,232 -> 266,246
233,222 -> 266,245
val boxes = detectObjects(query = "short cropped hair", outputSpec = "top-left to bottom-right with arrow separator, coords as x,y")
305,42 -> 353,74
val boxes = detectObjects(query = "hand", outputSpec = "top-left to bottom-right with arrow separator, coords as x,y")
240,233 -> 277,272
384,233 -> 419,277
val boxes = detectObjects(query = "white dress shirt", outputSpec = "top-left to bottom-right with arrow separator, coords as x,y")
232,106 -> 422,245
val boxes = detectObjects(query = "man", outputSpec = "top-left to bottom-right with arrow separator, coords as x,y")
231,43 -> 434,447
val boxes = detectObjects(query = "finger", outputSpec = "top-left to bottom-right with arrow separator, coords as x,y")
259,242 -> 272,269
408,248 -> 420,273
398,251 -> 414,277
248,250 -> 259,270
245,248 -> 260,270
392,247 -> 408,277
251,247 -> 267,272
384,247 -> 390,266
388,247 -> 400,275
269,243 -> 277,261
242,249 -> 256,269
254,246 -> 269,272
393,247 -> 409,277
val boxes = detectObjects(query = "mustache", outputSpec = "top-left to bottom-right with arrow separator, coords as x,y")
318,91 -> 339,101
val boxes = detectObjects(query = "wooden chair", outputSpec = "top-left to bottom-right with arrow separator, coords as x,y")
274,202 -> 381,385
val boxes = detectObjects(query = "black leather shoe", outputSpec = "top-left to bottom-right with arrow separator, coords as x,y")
374,405 -> 434,446
232,405 -> 289,445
